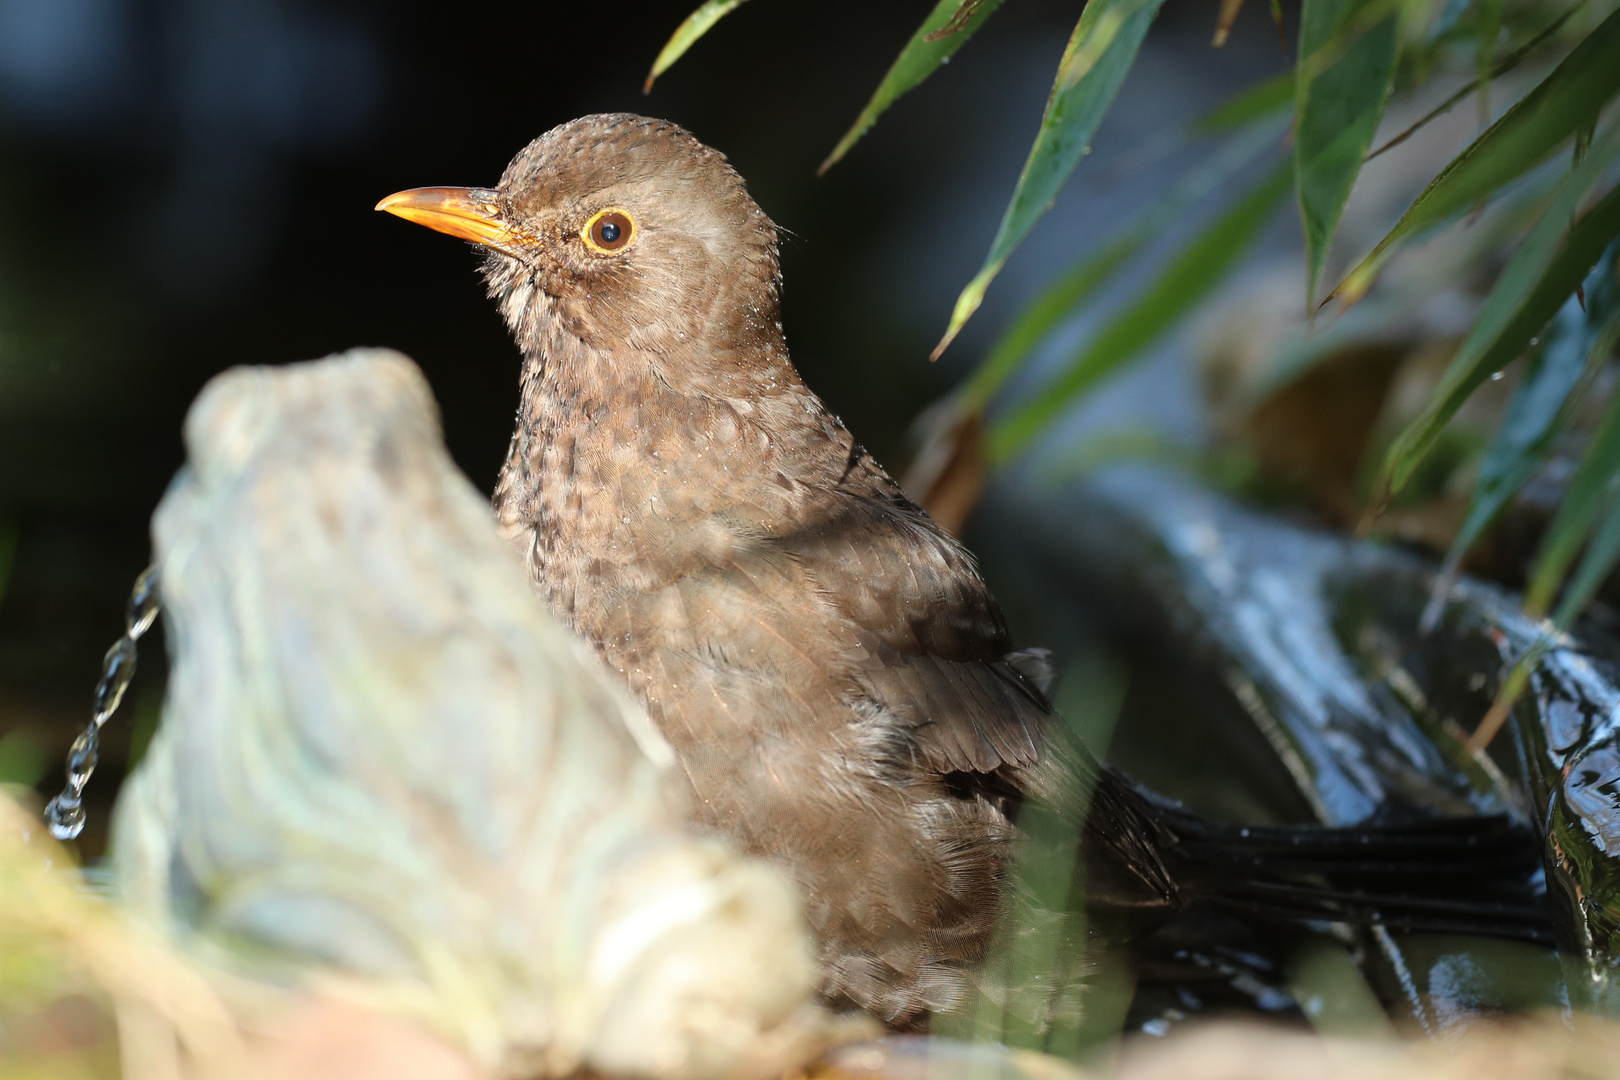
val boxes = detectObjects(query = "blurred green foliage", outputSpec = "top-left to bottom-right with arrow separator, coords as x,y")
933,651 -> 1127,1054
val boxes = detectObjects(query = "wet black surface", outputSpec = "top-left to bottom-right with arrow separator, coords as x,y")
982,462 -> 1620,1023
1339,555 -> 1620,1011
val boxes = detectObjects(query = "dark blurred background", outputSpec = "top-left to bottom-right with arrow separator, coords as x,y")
0,0 -> 1290,851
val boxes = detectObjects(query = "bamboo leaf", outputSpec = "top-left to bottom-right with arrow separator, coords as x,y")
820,0 -> 1004,174
1528,380 -> 1620,618
989,159 -> 1293,460
1334,5 -> 1620,303
1295,0 -> 1400,307
1554,481 -> 1620,626
1270,0 -> 1288,52
1194,71 -> 1295,133
1475,0 -> 1503,123
962,122 -> 1284,410
932,0 -> 1167,360
1469,645 -> 1538,749
924,0 -> 987,40
1423,258 -> 1619,629
1451,296 -> 1610,555
1214,0 -> 1248,47
1366,2 -> 1584,162
1523,242 -> 1620,626
1374,130 -> 1620,502
1428,0 -> 1474,42
645,0 -> 755,92
1471,289 -> 1619,745
962,232 -> 1146,411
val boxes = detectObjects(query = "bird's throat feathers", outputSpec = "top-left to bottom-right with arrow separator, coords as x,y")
490,255 -> 801,417
489,259 -> 868,603
489,267 -> 892,641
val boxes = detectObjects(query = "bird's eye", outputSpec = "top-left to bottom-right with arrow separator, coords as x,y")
582,208 -> 635,254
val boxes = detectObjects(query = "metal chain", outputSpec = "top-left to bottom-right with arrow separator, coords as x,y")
43,565 -> 160,840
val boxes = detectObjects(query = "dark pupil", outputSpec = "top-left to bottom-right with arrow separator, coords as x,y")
599,219 -> 621,243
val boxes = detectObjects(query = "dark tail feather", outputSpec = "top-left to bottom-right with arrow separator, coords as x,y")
1207,880 -> 1555,944
1161,808 -> 1553,945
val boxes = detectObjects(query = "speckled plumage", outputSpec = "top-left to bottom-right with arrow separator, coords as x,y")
384,114 -> 1547,1025
470,116 -> 1168,1020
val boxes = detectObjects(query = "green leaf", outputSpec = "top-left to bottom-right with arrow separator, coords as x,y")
644,0 -> 755,92
1366,2 -> 1585,162
1335,5 -> 1620,303
932,0 -> 1167,359
1214,0 -> 1247,47
1193,71 -> 1295,133
961,122 -> 1284,410
989,158 -> 1293,460
1458,300 -> 1609,548
1423,262 -> 1619,628
1528,372 -> 1620,618
1375,129 -> 1620,500
962,233 -> 1145,412
1294,0 -> 1400,307
1427,0 -> 1475,41
820,0 -> 1004,174
1554,474 -> 1620,626
1475,0 -> 1503,122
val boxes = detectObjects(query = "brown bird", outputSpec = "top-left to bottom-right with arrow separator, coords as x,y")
377,115 -> 1548,1025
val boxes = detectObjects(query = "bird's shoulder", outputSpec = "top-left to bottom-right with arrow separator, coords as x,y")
762,444 -> 1051,779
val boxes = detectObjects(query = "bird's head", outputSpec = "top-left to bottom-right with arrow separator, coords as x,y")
377,114 -> 783,363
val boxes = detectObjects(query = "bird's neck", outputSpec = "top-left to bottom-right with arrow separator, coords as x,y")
493,319 -> 880,639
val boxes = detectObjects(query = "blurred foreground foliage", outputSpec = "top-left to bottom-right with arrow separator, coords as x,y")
653,0 -> 1620,739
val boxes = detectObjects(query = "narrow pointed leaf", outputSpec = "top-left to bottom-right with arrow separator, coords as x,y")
1554,484 -> 1620,626
1527,385 -> 1620,617
1270,0 -> 1289,52
924,0 -> 986,40
1376,131 -> 1620,500
990,159 -> 1293,460
962,232 -> 1146,411
1439,246 -> 1620,559
932,0 -> 1167,359
1367,2 -> 1584,162
645,0 -> 754,92
1428,0 -> 1475,42
1335,5 -> 1620,302
1194,71 -> 1294,133
1424,278 -> 1618,629
820,0 -> 1004,174
1473,271 -> 1620,739
1214,0 -> 1248,46
1295,0 -> 1400,307
1475,0 -> 1502,122
962,122 -> 1283,410
1443,307 -> 1608,567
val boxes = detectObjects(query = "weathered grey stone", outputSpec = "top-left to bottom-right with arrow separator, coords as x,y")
112,349 -> 840,1079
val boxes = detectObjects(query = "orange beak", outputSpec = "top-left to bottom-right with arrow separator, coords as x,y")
374,186 -> 522,247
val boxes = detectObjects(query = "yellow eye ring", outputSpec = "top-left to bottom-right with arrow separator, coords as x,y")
581,208 -> 636,254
